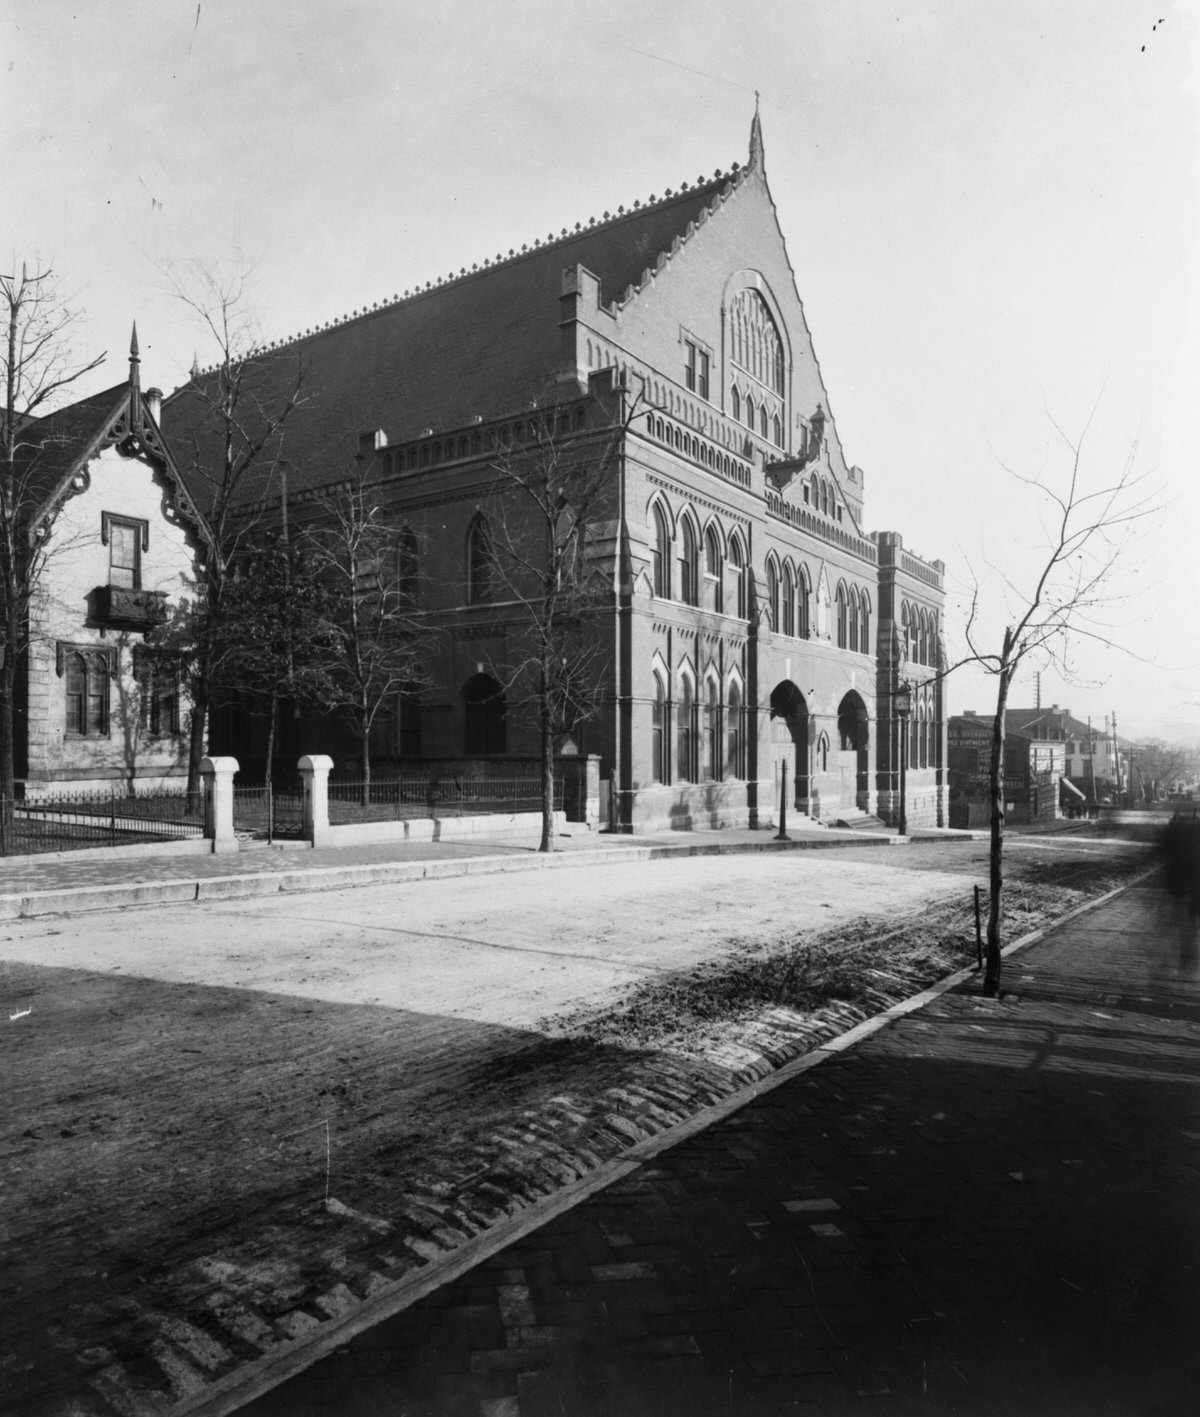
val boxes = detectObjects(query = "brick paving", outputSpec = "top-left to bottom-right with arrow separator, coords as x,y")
234,881 -> 1200,1417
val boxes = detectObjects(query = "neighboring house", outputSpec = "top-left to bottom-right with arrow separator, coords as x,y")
13,331 -> 209,794
165,113 -> 947,832
958,705 -> 1128,804
948,715 -> 1066,827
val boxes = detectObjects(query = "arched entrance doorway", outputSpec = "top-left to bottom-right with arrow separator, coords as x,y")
769,680 -> 810,813
837,691 -> 870,812
463,673 -> 507,755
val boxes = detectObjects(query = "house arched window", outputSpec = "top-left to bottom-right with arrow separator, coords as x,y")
651,503 -> 671,598
679,519 -> 700,606
797,565 -> 811,640
731,387 -> 741,423
782,564 -> 795,637
745,396 -> 756,431
848,588 -> 859,653
859,592 -> 870,654
766,559 -> 779,632
836,584 -> 848,649
65,650 -> 109,737
772,413 -> 782,447
759,406 -> 768,438
467,515 -> 497,604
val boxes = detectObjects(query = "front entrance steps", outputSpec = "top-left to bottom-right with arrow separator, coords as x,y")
832,812 -> 891,832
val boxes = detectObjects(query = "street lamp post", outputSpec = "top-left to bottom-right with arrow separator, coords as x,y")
894,681 -> 913,838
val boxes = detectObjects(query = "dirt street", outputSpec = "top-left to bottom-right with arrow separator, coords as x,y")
0,834 -> 1151,1414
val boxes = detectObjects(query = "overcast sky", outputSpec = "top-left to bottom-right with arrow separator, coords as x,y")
7,1 -> 1198,743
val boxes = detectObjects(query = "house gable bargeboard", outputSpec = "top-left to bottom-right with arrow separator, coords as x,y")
16,331 -> 209,791
163,113 -> 948,832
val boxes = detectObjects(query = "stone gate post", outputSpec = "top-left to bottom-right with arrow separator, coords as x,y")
299,755 -> 334,848
199,756 -> 239,855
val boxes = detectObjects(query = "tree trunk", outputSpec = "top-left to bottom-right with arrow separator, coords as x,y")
186,676 -> 209,816
984,631 -> 1014,997
360,709 -> 371,808
539,664 -> 554,853
263,693 -> 278,788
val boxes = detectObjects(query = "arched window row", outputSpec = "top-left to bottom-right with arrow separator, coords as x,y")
834,582 -> 872,653
651,665 -> 746,785
804,472 -> 843,524
650,498 -> 748,619
646,415 -> 752,489
906,684 -> 939,770
900,601 -> 939,667
728,380 -> 784,448
762,555 -> 812,640
730,288 -> 785,395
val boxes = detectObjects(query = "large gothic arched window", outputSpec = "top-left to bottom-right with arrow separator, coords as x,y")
730,288 -> 784,394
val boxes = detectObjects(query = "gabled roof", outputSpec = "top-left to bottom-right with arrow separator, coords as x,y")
15,330 -> 210,548
164,129 -> 766,514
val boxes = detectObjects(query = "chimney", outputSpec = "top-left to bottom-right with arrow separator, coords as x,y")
144,387 -> 163,423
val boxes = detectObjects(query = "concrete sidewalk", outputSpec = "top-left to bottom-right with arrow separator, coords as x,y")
0,820 -> 907,920
230,877 -> 1200,1417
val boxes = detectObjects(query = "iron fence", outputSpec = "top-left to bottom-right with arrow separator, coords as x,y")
0,789 -> 202,857
233,780 -> 305,843
327,774 -> 562,824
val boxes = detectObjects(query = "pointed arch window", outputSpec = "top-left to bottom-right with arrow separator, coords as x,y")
848,588 -> 859,653
676,671 -> 696,782
651,503 -> 671,598
731,386 -> 741,423
467,515 -> 498,604
782,564 -> 795,637
704,675 -> 721,781
704,526 -> 723,613
797,566 -> 811,640
679,519 -> 700,607
730,538 -> 747,620
766,559 -> 779,632
725,681 -> 744,779
859,592 -> 870,655
835,584 -> 848,649
651,670 -> 668,783
397,526 -> 419,603
730,288 -> 785,395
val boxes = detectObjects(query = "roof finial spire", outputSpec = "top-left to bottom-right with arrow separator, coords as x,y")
749,94 -> 764,172
129,321 -> 141,393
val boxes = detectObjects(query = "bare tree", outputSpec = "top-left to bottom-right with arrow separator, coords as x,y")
0,261 -> 104,799
483,388 -> 638,851
1130,738 -> 1194,804
301,476 -> 431,801
961,407 -> 1160,995
160,257 -> 307,800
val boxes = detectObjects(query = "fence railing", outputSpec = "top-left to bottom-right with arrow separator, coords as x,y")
327,774 -> 563,824
232,781 -> 306,843
0,790 -> 203,857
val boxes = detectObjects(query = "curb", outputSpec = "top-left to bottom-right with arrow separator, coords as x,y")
0,831 -> 899,920
169,865 -> 1158,1417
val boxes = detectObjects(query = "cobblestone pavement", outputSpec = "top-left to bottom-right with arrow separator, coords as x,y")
233,882 -> 1200,1417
